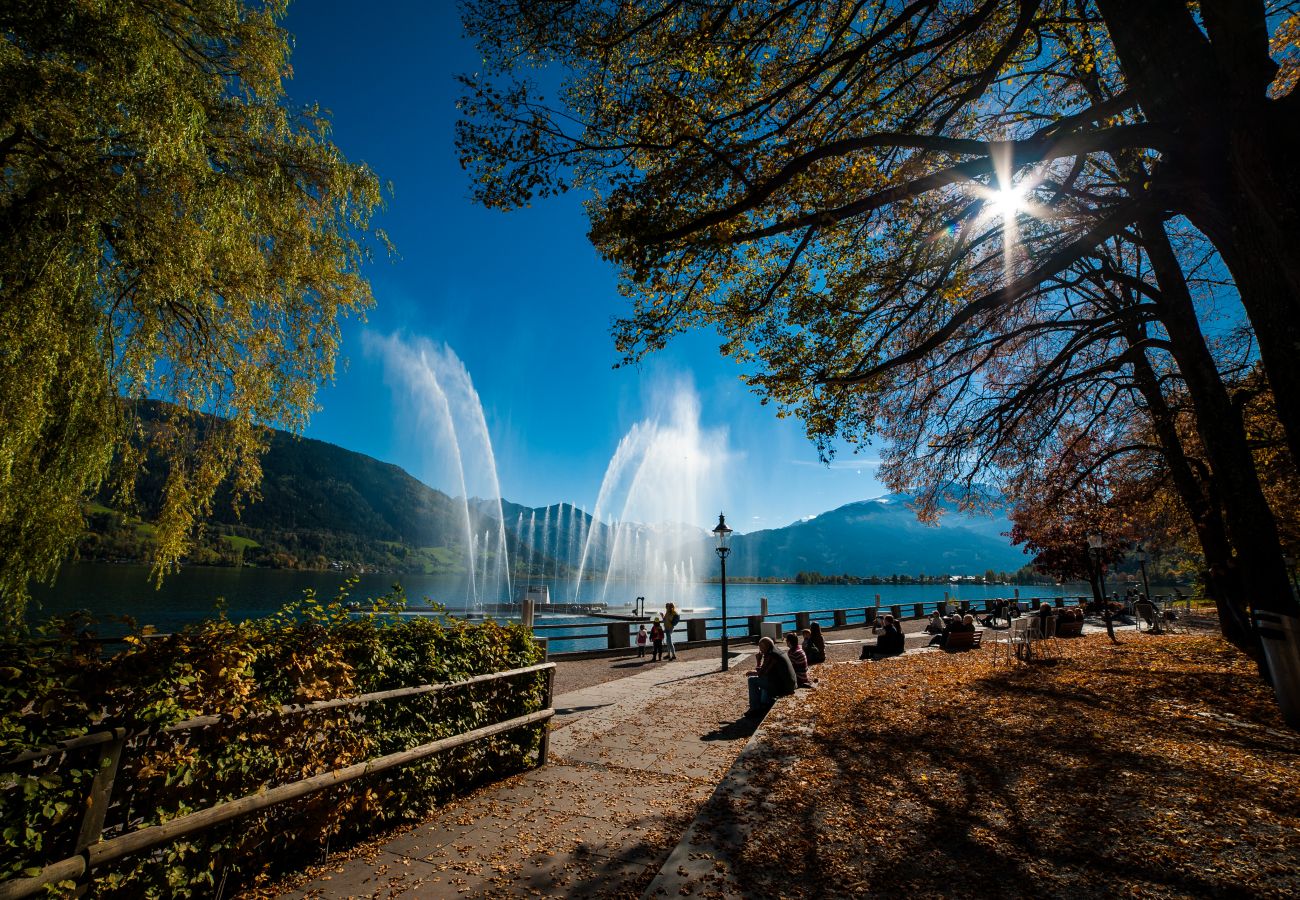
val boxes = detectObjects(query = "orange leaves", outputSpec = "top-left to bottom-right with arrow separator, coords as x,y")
721,634 -> 1300,898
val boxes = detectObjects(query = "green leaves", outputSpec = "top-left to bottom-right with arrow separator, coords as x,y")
0,592 -> 544,895
0,0 -> 388,628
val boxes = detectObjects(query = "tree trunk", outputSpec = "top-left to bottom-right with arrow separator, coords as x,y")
1140,219 -> 1298,618
1125,329 -> 1258,656
1098,0 -> 1300,468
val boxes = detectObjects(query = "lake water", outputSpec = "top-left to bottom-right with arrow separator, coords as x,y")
27,563 -> 1100,653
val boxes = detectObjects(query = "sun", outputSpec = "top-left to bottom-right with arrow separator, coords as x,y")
986,184 -> 1025,223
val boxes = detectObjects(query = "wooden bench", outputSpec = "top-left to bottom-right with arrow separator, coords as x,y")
942,629 -> 983,652
1055,618 -> 1084,638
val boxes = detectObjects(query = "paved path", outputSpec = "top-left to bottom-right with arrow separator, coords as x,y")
272,613 -> 1141,898
275,653 -> 757,899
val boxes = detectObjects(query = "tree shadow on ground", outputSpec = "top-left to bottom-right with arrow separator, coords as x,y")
697,636 -> 1300,899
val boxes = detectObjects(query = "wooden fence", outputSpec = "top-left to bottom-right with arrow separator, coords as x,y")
0,662 -> 556,900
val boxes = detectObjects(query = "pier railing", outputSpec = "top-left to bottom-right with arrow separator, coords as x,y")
0,663 -> 556,900
541,595 -> 1101,656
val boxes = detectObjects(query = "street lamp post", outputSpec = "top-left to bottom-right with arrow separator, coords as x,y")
1135,547 -> 1152,603
1088,533 -> 1117,643
713,513 -> 733,672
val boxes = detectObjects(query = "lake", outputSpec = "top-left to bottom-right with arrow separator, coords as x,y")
27,563 -> 1100,651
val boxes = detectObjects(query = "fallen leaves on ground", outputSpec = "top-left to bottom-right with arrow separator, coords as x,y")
696,634 -> 1300,899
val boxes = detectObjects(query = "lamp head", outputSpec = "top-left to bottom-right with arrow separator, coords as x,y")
712,512 -> 733,550
1087,533 -> 1104,551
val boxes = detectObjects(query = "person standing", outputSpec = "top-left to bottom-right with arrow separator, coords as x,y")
650,616 -> 665,661
636,624 -> 649,658
663,602 -> 681,660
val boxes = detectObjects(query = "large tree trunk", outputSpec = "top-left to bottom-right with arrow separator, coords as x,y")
1139,220 -> 1297,618
1125,327 -> 1258,657
1098,0 -> 1300,471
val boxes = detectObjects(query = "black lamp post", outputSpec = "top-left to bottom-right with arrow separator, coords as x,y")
713,512 -> 733,671
1088,533 -> 1117,643
1135,546 -> 1152,603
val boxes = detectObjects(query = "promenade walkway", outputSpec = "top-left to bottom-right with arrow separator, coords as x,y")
270,616 -> 1131,898
273,651 -> 760,899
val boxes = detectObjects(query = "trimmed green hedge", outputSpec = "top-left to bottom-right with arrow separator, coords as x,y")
0,586 -> 545,897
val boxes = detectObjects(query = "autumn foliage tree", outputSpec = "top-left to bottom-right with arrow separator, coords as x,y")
0,1 -> 386,627
458,1 -> 1300,617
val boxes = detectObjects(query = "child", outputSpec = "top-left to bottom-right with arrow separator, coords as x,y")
636,624 -> 649,658
786,632 -> 813,688
650,616 -> 665,661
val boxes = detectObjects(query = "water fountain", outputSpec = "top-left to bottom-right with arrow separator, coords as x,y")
573,384 -> 728,605
369,334 -> 727,615
364,332 -> 513,608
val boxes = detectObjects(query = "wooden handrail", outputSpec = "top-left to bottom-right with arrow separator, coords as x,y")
0,662 -> 555,900
2,663 -> 554,768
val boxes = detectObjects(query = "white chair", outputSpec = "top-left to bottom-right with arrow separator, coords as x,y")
991,617 -> 1031,666
1037,614 -> 1059,659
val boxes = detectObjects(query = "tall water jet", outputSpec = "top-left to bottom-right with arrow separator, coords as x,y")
575,379 -> 729,605
541,505 -> 552,589
364,332 -> 513,606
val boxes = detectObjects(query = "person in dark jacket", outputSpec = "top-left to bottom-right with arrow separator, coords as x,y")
1036,601 -> 1054,637
860,614 -> 905,659
802,623 -> 827,665
746,637 -> 797,715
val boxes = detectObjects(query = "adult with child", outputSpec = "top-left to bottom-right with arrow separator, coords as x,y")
860,614 -> 905,660
803,622 -> 826,665
746,636 -> 797,716
786,633 -> 814,688
925,612 -> 945,635
663,602 -> 681,660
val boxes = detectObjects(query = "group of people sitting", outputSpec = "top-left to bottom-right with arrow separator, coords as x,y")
857,613 -> 906,660
976,597 -> 1023,627
744,623 -> 826,716
923,612 -> 977,648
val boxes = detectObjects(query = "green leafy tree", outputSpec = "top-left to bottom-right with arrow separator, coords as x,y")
0,0 -> 386,627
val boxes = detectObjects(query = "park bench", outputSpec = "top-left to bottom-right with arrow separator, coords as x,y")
942,629 -> 983,652
1055,618 -> 1084,638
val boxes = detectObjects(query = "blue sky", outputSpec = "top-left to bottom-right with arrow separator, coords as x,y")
282,1 -> 887,532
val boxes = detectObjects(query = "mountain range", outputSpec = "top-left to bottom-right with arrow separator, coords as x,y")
80,409 -> 1030,578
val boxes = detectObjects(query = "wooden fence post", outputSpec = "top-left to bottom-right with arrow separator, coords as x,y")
833,609 -> 847,627
606,623 -> 630,650
795,612 -> 811,631
537,666 -> 555,768
75,728 -> 127,854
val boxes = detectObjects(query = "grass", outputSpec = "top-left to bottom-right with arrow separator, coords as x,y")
222,534 -> 261,551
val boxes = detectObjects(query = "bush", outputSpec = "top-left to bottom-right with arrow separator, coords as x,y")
0,585 -> 545,897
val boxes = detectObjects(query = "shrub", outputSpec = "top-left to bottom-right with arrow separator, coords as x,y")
0,585 -> 545,897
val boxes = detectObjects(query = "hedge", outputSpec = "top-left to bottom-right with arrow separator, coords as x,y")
0,585 -> 546,897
